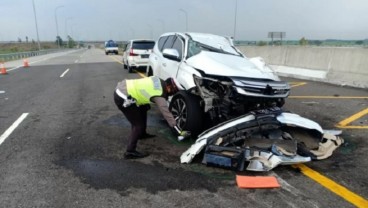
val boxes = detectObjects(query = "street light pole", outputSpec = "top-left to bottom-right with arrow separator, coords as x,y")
32,0 -> 41,50
54,5 -> 64,48
65,17 -> 73,38
65,17 -> 73,48
233,0 -> 238,40
179,9 -> 188,32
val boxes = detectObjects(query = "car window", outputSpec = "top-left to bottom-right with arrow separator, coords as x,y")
162,35 -> 175,51
158,36 -> 169,51
105,41 -> 117,47
125,43 -> 130,51
171,37 -> 184,59
187,40 -> 202,58
132,41 -> 155,50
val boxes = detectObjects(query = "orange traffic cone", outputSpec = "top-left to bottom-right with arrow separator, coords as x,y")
23,59 -> 29,67
0,63 -> 8,75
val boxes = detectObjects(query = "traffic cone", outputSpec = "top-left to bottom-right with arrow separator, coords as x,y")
23,59 -> 29,68
0,63 -> 8,75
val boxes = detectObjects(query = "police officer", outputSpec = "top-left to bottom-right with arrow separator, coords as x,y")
114,76 -> 190,159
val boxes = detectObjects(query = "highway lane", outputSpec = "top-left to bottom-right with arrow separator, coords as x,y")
0,48 -> 367,207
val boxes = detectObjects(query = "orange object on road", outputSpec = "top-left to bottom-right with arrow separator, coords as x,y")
0,63 -> 8,75
23,59 -> 29,67
236,175 -> 280,189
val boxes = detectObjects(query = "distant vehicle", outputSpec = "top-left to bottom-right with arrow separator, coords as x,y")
105,40 -> 119,55
122,39 -> 155,73
148,32 -> 290,134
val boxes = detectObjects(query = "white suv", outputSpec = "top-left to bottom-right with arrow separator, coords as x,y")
122,39 -> 155,73
148,32 -> 290,135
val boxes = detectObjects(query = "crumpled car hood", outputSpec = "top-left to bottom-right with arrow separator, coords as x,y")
186,51 -> 279,80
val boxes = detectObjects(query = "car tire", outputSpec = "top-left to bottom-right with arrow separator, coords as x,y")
123,61 -> 127,69
146,66 -> 153,77
105,52 -> 108,55
169,91 -> 203,136
128,65 -> 133,73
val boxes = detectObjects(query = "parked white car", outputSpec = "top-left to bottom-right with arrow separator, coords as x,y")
122,39 -> 155,73
148,32 -> 290,134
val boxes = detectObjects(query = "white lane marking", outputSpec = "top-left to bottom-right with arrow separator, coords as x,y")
60,68 -> 70,78
0,113 -> 29,146
75,60 -> 79,63
0,91 -> 5,94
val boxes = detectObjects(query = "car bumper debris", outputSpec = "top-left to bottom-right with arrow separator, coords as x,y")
180,107 -> 344,172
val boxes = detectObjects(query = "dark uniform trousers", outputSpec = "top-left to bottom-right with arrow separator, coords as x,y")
114,91 -> 150,152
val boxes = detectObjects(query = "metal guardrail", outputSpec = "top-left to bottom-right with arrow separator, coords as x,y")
0,49 -> 69,62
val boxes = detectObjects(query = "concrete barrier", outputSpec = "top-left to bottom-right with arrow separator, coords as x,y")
237,46 -> 368,88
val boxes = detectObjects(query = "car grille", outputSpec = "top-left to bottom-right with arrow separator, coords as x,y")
233,79 -> 290,97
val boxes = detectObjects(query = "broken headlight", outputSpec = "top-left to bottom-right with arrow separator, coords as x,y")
193,74 -> 232,97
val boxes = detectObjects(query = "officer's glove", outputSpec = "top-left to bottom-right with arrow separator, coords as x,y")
173,126 -> 191,141
179,130 -> 191,139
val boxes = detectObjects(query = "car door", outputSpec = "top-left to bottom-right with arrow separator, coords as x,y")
160,35 -> 185,80
150,36 -> 166,77
154,35 -> 176,78
123,42 -> 130,64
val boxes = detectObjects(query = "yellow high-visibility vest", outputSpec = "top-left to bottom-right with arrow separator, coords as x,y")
126,76 -> 163,105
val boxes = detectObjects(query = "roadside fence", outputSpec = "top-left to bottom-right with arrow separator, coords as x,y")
0,49 -> 69,62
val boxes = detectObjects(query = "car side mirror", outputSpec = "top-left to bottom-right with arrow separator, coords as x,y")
162,48 -> 181,62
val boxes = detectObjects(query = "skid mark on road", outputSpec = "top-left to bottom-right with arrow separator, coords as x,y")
293,164 -> 368,207
57,159 -> 220,196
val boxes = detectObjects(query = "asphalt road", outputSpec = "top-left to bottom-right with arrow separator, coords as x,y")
0,49 -> 367,208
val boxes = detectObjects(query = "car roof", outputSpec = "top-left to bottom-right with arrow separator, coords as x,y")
158,32 -> 232,40
158,32 -> 237,54
129,39 -> 155,42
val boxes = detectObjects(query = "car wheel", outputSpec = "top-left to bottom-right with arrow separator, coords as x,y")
123,60 -> 127,69
146,66 -> 153,77
128,65 -> 133,73
169,91 -> 203,135
105,52 -> 108,55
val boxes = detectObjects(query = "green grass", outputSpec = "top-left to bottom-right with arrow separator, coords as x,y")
0,42 -> 59,54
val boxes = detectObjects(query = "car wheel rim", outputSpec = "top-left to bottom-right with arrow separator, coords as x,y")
171,98 -> 187,129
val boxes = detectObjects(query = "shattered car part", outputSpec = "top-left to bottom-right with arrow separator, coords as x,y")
323,129 -> 343,136
243,138 -> 297,156
180,113 -> 257,164
310,133 -> 344,160
246,150 -> 311,172
180,109 -> 343,172
203,145 -> 245,171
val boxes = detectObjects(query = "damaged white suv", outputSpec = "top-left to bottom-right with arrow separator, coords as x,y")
148,32 -> 290,134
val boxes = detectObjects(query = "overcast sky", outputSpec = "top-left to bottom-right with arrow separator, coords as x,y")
1,0 -> 367,42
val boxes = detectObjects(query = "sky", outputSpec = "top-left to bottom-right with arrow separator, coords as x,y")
1,0 -> 367,42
